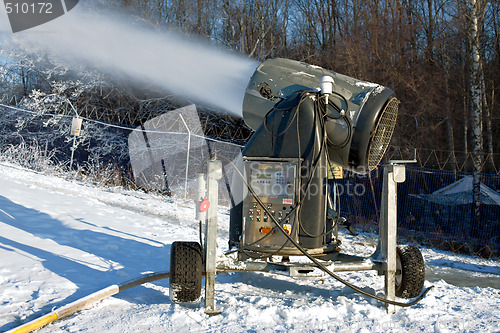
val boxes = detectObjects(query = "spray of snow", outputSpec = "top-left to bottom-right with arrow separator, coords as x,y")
2,7 -> 257,117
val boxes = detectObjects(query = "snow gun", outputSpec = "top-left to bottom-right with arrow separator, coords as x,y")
170,58 -> 432,314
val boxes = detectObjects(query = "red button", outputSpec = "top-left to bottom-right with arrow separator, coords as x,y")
199,198 -> 210,212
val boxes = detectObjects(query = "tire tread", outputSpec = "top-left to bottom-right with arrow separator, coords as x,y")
396,245 -> 425,298
169,241 -> 203,303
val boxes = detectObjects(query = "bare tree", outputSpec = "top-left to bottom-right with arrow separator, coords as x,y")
462,0 -> 489,236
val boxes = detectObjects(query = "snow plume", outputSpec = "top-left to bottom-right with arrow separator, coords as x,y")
5,7 -> 257,117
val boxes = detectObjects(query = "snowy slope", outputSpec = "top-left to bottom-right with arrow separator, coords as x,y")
0,162 -> 499,332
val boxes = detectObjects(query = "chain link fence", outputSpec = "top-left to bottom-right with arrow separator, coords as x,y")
1,103 -> 499,256
333,167 -> 500,256
0,103 -> 243,201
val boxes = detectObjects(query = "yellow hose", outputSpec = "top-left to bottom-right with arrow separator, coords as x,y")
10,313 -> 58,333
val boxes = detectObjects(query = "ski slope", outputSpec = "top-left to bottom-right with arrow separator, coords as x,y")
0,162 -> 499,332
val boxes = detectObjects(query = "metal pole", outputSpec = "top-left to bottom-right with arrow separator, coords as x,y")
205,159 -> 222,315
69,117 -> 82,171
178,114 -> 191,199
195,173 -> 206,220
69,136 -> 76,170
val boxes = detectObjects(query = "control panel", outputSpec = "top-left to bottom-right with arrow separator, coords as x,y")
241,159 -> 299,250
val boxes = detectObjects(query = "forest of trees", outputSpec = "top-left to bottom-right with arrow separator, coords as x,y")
1,0 -> 499,172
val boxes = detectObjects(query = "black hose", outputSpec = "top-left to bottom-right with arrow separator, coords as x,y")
118,271 -> 171,292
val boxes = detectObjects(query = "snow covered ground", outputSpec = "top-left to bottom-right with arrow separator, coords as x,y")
0,162 -> 499,332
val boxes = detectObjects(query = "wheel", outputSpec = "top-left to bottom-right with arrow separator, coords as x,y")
395,245 -> 425,298
169,241 -> 203,303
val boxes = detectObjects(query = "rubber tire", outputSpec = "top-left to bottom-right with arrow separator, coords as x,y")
169,241 -> 203,303
395,245 -> 425,298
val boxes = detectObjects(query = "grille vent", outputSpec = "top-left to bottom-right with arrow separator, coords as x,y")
367,97 -> 399,171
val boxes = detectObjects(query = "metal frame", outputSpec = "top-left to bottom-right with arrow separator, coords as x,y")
202,159 -> 409,314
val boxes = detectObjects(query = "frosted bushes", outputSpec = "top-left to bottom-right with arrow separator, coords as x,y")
0,105 -> 131,186
0,139 -> 64,173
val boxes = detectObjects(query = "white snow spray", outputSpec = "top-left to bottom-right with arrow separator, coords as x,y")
4,7 -> 258,117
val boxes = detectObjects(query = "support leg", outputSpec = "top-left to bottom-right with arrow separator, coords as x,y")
205,159 -> 222,315
380,164 -> 405,313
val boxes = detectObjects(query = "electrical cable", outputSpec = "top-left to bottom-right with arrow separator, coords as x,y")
263,105 -> 298,137
317,91 -> 352,150
319,94 -> 342,119
262,91 -> 315,137
296,94 -> 336,239
327,155 -> 342,217
327,115 -> 352,150
240,237 -> 292,259
295,91 -> 303,248
199,220 -> 205,259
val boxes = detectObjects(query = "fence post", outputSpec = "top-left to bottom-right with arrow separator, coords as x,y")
178,114 -> 191,199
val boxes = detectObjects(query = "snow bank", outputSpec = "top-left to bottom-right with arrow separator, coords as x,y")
0,162 -> 498,332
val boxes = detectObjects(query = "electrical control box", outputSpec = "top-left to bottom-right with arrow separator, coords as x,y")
241,159 -> 300,252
